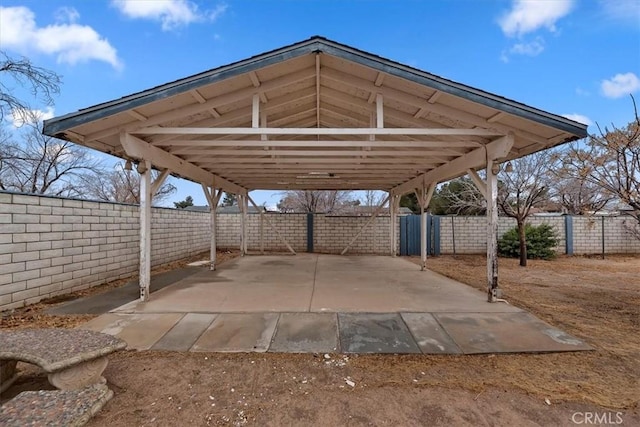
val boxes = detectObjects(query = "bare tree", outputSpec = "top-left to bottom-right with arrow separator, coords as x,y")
359,190 -> 387,213
498,151 -> 552,266
557,97 -> 640,239
0,51 -> 61,122
0,117 -> 103,197
83,162 -> 176,206
549,148 -> 611,214
277,190 -> 356,213
429,177 -> 486,216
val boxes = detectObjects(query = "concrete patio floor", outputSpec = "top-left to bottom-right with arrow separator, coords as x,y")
80,254 -> 592,355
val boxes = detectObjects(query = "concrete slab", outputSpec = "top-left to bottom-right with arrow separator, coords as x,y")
191,313 -> 279,352
114,255 -> 316,313
434,312 -> 593,354
311,256 -> 522,313
152,313 -> 217,351
80,313 -> 183,350
401,313 -> 462,354
269,313 -> 338,353
71,254 -> 592,356
338,313 -> 421,354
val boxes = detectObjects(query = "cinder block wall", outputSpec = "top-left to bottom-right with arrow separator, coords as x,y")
572,216 -> 640,254
215,213 -> 400,254
1,192 -> 209,312
313,215 -> 398,254
437,214 -> 638,255
215,213 -> 308,252
3,190 -> 639,312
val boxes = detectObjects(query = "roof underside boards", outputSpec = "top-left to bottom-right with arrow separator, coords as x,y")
43,36 -> 587,195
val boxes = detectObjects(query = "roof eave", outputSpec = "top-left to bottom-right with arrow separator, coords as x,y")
43,36 -> 588,140
43,37 -> 324,137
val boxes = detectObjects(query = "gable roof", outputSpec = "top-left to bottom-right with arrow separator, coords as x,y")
43,36 -> 587,195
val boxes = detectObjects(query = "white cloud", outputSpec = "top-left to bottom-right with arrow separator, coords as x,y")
54,6 -> 80,24
499,0 -> 574,37
562,113 -> 592,126
208,4 -> 228,21
575,87 -> 590,97
112,0 -> 227,31
500,37 -> 544,62
9,106 -> 55,128
601,72 -> 640,98
599,0 -> 640,24
0,6 -> 122,70
509,38 -> 545,56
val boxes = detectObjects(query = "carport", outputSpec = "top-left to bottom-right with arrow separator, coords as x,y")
43,36 -> 587,304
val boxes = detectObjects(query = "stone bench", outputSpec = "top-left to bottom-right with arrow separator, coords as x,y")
0,383 -> 113,427
0,328 -> 126,392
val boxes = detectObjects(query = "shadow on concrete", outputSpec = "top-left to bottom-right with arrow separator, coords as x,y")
46,267 -> 201,315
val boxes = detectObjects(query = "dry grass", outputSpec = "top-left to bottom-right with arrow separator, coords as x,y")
403,254 -> 640,409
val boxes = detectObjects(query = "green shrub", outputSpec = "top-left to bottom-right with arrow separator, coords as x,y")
498,223 -> 559,260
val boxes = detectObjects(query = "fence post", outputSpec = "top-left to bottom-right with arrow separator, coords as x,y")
307,213 -> 314,253
564,215 -> 574,255
451,216 -> 457,256
399,216 -> 407,256
433,216 -> 441,256
601,216 -> 605,259
426,214 -> 432,255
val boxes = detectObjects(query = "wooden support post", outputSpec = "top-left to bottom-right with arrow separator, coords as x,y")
138,160 -> 152,302
247,195 -> 296,254
414,183 -> 436,271
244,195 -> 249,254
238,194 -> 245,256
260,209 -> 264,254
342,193 -> 390,255
393,195 -> 401,256
210,203 -> 218,270
487,160 -> 499,302
202,185 -> 222,270
389,193 -> 396,257
420,187 -> 427,271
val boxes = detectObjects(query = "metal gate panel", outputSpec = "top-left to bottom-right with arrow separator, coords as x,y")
399,215 -> 429,256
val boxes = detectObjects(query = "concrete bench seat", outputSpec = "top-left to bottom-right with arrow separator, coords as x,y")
0,329 -> 126,392
0,383 -> 113,427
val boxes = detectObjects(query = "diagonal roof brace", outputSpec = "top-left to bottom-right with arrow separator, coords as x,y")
390,133 -> 514,196
120,132 -> 247,195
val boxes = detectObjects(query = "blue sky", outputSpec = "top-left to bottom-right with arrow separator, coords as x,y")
1,0 -> 639,208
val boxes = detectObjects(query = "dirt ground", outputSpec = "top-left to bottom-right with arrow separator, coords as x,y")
2,254 -> 639,426
0,249 -> 239,330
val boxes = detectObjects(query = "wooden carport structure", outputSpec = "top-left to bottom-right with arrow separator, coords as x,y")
43,37 -> 587,303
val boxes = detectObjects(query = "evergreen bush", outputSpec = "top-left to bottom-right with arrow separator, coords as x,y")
498,223 -> 559,260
